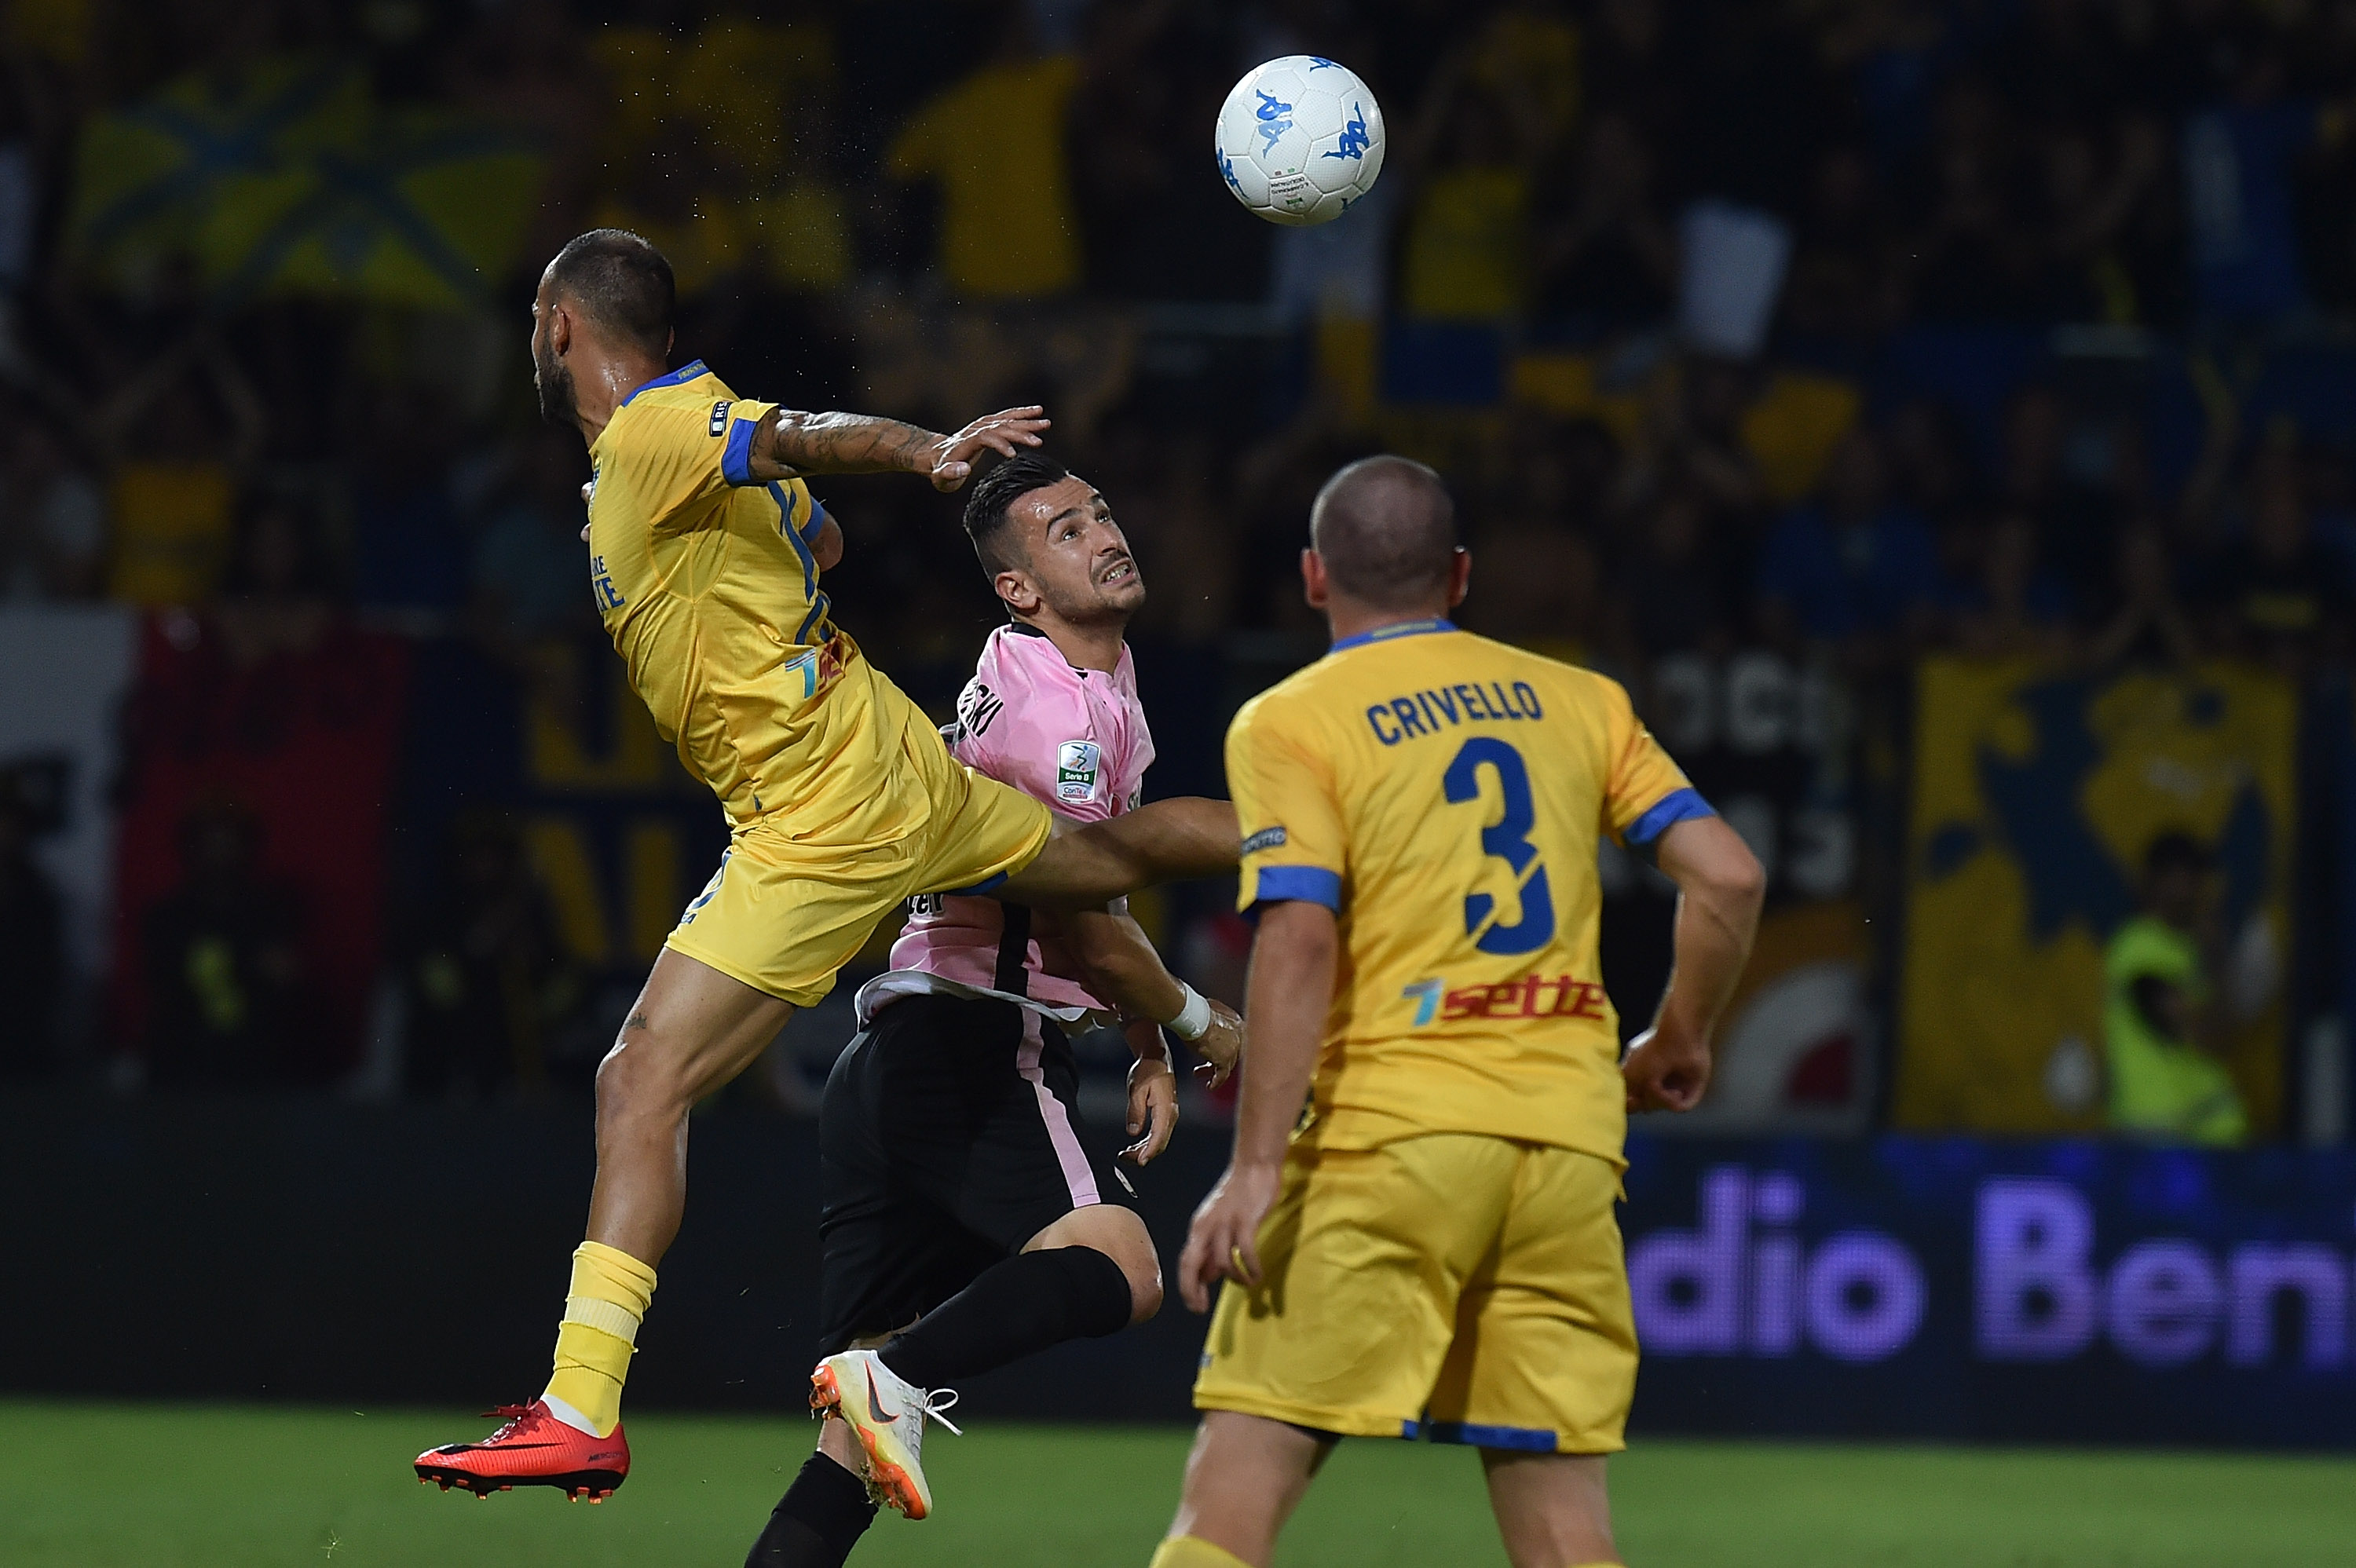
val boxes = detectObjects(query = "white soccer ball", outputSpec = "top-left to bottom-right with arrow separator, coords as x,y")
1213,56 -> 1385,227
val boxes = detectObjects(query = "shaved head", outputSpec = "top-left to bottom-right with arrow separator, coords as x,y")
543,228 -> 675,356
532,228 -> 675,428
1309,456 -> 1458,609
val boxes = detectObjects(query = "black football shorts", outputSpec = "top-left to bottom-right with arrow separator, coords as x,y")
814,991 -> 1126,1355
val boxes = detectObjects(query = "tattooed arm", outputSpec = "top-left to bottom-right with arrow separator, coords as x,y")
744,404 -> 1050,492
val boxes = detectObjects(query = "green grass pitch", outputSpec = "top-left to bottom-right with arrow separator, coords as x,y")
2,1400 -> 2351,1566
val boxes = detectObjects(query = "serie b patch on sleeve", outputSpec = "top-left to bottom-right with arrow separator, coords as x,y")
1055,740 -> 1102,802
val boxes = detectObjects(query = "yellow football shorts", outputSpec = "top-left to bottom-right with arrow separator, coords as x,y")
663,685 -> 1052,1008
1194,1132 -> 1637,1453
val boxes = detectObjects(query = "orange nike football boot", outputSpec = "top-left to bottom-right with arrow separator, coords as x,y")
810,1348 -> 960,1519
412,1400 -> 630,1501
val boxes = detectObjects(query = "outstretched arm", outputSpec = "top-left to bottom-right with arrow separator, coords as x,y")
997,797 -> 1241,907
744,404 -> 1050,492
1053,906 -> 1244,1088
1176,898 -> 1333,1312
1621,813 -> 1765,1113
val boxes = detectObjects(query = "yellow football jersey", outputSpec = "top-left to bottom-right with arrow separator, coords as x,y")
587,360 -> 884,826
1227,619 -> 1709,1164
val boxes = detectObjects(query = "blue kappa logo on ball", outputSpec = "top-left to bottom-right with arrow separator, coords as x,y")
1323,104 -> 1370,160
1254,89 -> 1293,152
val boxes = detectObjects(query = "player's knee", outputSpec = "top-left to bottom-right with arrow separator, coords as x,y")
1053,1230 -> 1162,1323
1091,1215 -> 1165,1321
1125,1254 -> 1165,1323
1032,1211 -> 1162,1322
594,1029 -> 692,1123
1093,1234 -> 1163,1322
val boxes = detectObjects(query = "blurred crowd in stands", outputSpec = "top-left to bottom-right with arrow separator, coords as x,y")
0,0 -> 2351,1104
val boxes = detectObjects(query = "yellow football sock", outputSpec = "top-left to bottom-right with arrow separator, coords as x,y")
542,1241 -> 657,1438
1147,1537 -> 1253,1568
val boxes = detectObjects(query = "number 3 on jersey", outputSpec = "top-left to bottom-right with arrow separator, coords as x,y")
1443,737 -> 1556,955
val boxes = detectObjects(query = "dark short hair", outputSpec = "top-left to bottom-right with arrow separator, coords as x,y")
961,453 -> 1070,577
1310,455 -> 1458,609
2144,831 -> 2210,880
545,229 -> 675,356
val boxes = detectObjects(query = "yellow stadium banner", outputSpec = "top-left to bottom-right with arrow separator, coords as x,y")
1896,657 -> 2298,1136
68,57 -> 370,280
70,59 -> 541,311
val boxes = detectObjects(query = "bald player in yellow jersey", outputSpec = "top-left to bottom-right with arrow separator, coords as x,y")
414,230 -> 1236,1501
1148,459 -> 1765,1568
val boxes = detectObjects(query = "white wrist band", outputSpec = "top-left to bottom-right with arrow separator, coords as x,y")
1166,984 -> 1213,1041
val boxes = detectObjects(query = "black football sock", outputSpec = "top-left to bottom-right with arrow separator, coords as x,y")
745,1451 -> 877,1568
877,1245 -> 1135,1390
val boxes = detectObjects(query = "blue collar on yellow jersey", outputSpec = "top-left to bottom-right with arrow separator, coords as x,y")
618,360 -> 711,408
1329,616 -> 1457,654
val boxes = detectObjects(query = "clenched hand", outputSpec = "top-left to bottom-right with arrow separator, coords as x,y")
1189,1000 -> 1245,1089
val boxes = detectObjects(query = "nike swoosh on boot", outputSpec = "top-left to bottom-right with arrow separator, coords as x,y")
866,1370 -> 900,1425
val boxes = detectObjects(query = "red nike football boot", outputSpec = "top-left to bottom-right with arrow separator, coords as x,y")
413,1400 -> 630,1501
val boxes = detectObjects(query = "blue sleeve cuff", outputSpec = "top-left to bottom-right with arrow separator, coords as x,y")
1624,787 -> 1714,846
801,500 -> 829,544
1249,865 -> 1343,912
721,416 -> 761,487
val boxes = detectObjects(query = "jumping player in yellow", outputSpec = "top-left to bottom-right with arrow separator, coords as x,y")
413,230 -> 1235,1502
1151,457 -> 1765,1568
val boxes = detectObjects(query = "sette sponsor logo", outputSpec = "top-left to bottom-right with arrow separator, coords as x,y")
1399,973 -> 1608,1025
1242,826 -> 1288,855
588,553 -> 624,611
709,399 -> 731,436
1055,740 -> 1101,802
782,641 -> 843,702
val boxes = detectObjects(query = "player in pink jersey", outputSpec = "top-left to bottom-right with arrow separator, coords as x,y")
862,609 -> 1161,1025
750,455 -> 1246,1561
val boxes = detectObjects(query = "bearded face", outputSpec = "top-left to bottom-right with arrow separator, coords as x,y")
532,311 -> 577,429
1012,477 -> 1145,628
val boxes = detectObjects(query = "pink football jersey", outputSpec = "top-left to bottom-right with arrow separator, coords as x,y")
865,623 -> 1154,1020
